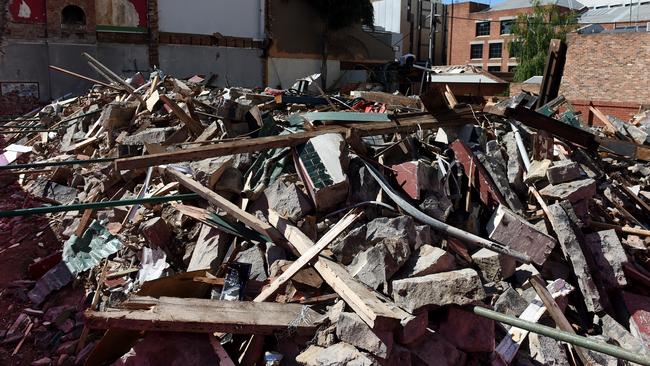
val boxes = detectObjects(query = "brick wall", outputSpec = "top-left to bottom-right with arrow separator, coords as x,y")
45,0 -> 96,41
571,99 -> 645,124
446,2 -> 524,72
560,32 -> 650,108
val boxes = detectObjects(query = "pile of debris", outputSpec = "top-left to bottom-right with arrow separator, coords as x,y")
1,53 -> 650,366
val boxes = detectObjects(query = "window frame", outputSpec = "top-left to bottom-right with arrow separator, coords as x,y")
470,44 -> 483,60
475,21 -> 490,36
488,42 -> 503,59
500,19 -> 514,35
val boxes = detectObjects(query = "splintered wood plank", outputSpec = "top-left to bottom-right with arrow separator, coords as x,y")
85,296 -> 319,335
167,169 -> 283,243
255,209 -> 362,302
268,210 -> 402,331
114,114 -> 442,170
159,95 -> 205,136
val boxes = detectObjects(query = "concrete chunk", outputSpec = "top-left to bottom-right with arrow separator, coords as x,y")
296,343 -> 377,366
601,314 -> 650,362
391,268 -> 485,312
547,203 -> 603,312
546,160 -> 581,185
233,244 -> 267,281
336,312 -> 393,359
258,175 -> 313,222
471,248 -> 516,282
397,245 -> 456,278
524,159 -> 552,184
539,178 -> 597,203
487,205 -> 556,266
584,230 -> 628,288
347,237 -> 410,290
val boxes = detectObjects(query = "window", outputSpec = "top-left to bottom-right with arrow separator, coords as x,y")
470,44 -> 483,59
487,66 -> 501,72
476,21 -> 490,36
500,19 -> 514,35
508,65 -> 518,72
509,41 -> 522,58
61,5 -> 86,26
489,43 -> 502,58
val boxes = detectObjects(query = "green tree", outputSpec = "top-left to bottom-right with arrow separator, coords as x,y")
305,0 -> 375,89
508,1 -> 578,82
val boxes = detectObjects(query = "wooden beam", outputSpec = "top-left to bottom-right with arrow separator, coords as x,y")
167,169 -> 284,243
159,95 -> 205,136
49,65 -> 122,91
85,296 -> 319,335
349,91 -> 423,109
115,114 -> 442,170
268,210 -> 403,330
529,276 -> 594,365
255,209 -> 362,302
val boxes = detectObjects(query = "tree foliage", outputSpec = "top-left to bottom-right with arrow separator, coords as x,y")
508,1 -> 578,82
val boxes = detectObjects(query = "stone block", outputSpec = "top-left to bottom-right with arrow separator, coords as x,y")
397,245 -> 456,278
391,268 -> 485,312
296,343 -> 376,366
546,160 -> 581,185
584,230 -> 628,288
524,159 -> 552,184
487,205 -> 556,266
471,248 -> 516,282
336,312 -> 393,359
539,178 -> 597,203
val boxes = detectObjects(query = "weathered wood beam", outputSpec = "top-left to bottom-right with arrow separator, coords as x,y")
268,210 -> 403,330
114,114 -> 443,171
85,296 -> 319,335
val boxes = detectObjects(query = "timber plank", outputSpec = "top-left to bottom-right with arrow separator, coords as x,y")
85,296 -> 319,335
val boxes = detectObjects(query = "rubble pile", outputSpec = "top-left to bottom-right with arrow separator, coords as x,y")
1,55 -> 650,366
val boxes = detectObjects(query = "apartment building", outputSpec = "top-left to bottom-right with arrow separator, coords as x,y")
446,0 -> 584,72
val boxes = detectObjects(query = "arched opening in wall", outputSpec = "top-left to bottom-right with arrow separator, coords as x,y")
61,5 -> 86,26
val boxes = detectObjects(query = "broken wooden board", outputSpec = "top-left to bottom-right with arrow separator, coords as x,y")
159,95 -> 205,136
114,114 -> 444,170
349,91 -> 423,109
167,169 -> 283,244
268,211 -> 403,331
493,279 -> 573,365
255,209 -> 362,302
85,296 -> 319,335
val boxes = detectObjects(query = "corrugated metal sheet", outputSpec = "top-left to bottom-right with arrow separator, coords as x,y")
579,3 -> 650,23
486,0 -> 585,11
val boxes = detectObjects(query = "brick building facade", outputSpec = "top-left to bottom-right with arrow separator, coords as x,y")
560,31 -> 650,121
446,0 -> 583,72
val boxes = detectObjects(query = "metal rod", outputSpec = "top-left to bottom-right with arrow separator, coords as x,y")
510,121 -> 531,171
49,65 -> 123,91
362,159 -> 532,263
0,157 -> 119,171
0,129 -> 58,134
473,306 -> 650,366
0,193 -> 199,218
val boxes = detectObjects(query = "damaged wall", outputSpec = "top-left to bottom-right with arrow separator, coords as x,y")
268,0 -> 394,63
158,45 -> 263,88
561,32 -> 650,119
95,0 -> 148,30
157,0 -> 264,39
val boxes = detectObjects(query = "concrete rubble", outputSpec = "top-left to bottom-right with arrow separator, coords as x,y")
1,54 -> 650,366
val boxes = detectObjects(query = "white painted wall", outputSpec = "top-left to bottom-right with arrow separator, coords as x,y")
158,0 -> 264,39
372,0 -> 403,33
